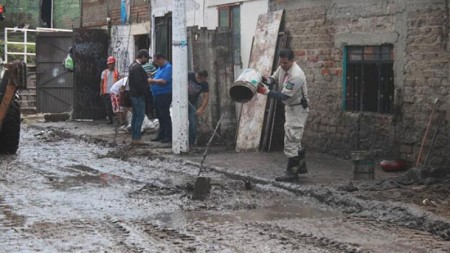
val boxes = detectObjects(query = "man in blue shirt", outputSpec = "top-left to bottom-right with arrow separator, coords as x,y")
148,53 -> 172,143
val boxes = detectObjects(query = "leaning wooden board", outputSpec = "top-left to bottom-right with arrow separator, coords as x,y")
235,10 -> 284,151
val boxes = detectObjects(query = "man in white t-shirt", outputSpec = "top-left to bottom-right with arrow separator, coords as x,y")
110,77 -> 128,127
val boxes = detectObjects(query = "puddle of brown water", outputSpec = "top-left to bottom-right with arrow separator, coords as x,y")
0,196 -> 26,227
50,173 -> 130,190
153,205 -> 339,226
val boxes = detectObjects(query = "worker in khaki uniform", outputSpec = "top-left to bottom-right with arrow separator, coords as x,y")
257,48 -> 309,182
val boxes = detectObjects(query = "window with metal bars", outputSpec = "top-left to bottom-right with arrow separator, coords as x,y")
218,4 -> 241,65
344,45 -> 394,114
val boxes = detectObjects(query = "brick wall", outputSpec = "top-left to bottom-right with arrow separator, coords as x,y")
82,0 -> 150,28
270,0 -> 449,166
402,8 -> 449,165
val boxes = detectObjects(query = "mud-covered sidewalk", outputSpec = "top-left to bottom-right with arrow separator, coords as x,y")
23,115 -> 450,241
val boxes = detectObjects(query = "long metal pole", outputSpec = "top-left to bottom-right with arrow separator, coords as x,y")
172,0 -> 189,154
416,98 -> 439,167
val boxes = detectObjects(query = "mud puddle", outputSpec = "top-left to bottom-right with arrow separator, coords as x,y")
1,126 -> 449,252
49,164 -> 142,190
154,204 -> 339,226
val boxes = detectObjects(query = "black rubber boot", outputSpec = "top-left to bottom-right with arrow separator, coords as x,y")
275,157 -> 299,182
298,149 -> 308,174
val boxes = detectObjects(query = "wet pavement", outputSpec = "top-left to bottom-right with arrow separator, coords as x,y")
0,116 -> 448,252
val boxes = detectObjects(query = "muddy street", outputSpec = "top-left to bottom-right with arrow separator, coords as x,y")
0,126 -> 448,252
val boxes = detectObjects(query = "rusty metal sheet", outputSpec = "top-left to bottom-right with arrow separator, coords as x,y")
235,10 -> 284,152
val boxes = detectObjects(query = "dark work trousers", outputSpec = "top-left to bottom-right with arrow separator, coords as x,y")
153,93 -> 172,140
102,94 -> 114,122
145,90 -> 155,119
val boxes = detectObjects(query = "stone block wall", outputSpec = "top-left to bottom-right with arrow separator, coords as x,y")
270,0 -> 449,166
402,7 -> 449,165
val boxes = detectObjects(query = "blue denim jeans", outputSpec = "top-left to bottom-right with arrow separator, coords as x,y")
153,93 -> 172,140
130,96 -> 146,140
188,102 -> 197,145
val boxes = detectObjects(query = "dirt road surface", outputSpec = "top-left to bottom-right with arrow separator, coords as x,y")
1,126 -> 449,252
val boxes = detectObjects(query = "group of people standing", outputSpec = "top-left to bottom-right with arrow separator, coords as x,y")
101,47 -> 309,183
100,49 -> 209,147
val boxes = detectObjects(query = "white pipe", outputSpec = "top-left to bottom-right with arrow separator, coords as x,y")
51,0 -> 54,28
4,28 -> 7,62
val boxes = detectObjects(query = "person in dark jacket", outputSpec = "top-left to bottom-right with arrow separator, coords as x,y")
128,49 -> 151,145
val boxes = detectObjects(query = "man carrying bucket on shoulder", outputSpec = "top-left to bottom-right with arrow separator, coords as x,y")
257,48 -> 310,182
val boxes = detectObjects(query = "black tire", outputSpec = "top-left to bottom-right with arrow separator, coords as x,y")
0,97 -> 20,154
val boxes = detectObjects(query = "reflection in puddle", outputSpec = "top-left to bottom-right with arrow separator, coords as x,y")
154,205 -> 339,226
50,173 -> 130,190
48,164 -> 142,190
0,196 -> 26,227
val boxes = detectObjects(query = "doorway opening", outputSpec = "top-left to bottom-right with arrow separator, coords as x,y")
134,34 -> 150,55
41,0 -> 52,28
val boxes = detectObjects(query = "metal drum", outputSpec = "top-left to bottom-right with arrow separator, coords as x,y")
229,68 -> 262,103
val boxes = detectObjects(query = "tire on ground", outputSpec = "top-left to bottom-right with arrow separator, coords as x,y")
0,98 -> 20,154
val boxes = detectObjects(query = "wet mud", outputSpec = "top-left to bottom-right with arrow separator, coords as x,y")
0,127 -> 449,252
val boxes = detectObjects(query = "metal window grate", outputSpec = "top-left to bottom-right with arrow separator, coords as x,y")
344,45 -> 394,114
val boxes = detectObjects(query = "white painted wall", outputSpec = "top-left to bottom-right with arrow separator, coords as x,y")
235,0 -> 268,70
151,0 -> 268,74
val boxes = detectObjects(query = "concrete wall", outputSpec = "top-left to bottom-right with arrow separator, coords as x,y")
0,0 -> 40,28
110,23 -> 151,75
188,26 -> 236,144
0,0 -> 79,29
53,0 -> 81,29
269,0 -> 450,166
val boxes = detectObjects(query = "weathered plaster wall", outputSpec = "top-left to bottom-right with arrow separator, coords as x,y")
188,26 -> 236,144
0,0 -> 79,29
109,23 -> 151,75
151,0 -> 267,75
0,0 -> 40,27
53,0 -> 80,29
270,0 -> 449,166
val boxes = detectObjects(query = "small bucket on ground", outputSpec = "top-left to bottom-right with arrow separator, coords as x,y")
229,68 -> 262,103
351,150 -> 376,180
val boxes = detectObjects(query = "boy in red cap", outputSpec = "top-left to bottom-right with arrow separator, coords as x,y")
100,56 -> 119,124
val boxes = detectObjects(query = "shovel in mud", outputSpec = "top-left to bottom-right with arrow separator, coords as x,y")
192,116 -> 223,200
